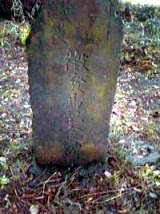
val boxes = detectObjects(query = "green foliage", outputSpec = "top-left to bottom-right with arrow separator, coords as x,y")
19,23 -> 31,45
0,21 -> 30,47
0,175 -> 10,186
140,164 -> 160,187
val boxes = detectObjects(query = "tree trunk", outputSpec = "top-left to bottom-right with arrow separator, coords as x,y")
0,0 -> 37,19
27,0 -> 122,166
0,0 -> 43,22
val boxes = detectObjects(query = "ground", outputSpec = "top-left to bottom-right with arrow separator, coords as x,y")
0,3 -> 160,213
121,0 -> 160,6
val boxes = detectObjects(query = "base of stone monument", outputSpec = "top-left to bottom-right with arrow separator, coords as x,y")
27,159 -> 108,188
34,142 -> 107,166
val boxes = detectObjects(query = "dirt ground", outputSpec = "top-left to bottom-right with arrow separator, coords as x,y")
0,3 -> 160,213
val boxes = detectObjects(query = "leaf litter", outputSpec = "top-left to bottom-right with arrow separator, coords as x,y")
0,3 -> 160,213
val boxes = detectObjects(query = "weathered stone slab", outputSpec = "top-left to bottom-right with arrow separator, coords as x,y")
27,0 -> 122,165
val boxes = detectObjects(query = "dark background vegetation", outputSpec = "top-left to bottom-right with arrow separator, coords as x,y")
0,2 -> 160,213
